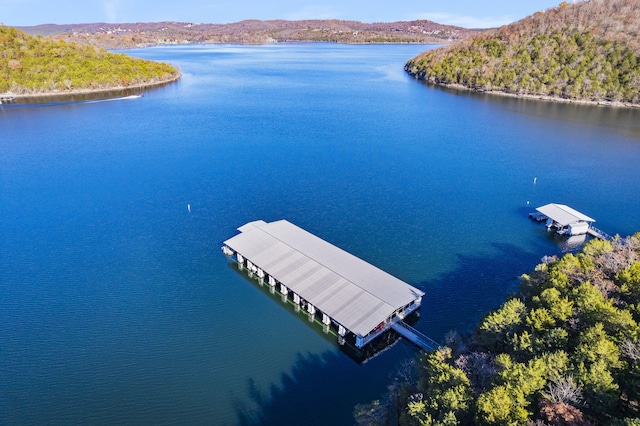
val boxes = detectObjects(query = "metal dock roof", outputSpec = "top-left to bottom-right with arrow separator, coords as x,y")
536,203 -> 595,226
224,220 -> 424,337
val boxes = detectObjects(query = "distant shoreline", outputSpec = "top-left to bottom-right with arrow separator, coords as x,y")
16,20 -> 477,51
411,79 -> 640,109
6,73 -> 181,101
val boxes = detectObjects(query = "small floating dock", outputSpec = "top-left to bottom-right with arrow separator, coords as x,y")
0,94 -> 15,104
530,203 -> 611,240
222,220 -> 429,349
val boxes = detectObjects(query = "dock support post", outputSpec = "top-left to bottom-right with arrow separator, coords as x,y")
293,293 -> 300,312
279,284 -> 289,303
307,303 -> 316,321
321,313 -> 330,333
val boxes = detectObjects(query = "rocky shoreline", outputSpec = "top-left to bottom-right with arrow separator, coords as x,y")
5,73 -> 181,102
408,77 -> 640,109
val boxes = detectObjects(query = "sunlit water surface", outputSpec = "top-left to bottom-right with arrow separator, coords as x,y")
2,43 -> 640,425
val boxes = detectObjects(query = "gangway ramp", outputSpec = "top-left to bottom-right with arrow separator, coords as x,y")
588,225 -> 612,241
391,321 -> 440,352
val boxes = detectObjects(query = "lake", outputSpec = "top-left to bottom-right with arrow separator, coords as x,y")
1,43 -> 640,425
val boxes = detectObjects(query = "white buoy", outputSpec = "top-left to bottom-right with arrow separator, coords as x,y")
187,203 -> 191,213
533,177 -> 537,185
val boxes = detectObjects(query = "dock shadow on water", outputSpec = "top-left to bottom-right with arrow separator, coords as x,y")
227,262 -> 422,426
227,262 -> 409,364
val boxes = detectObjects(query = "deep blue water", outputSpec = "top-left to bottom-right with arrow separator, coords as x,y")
1,43 -> 640,425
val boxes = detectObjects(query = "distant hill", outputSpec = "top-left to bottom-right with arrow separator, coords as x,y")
405,0 -> 640,106
0,26 -> 180,97
17,20 -> 479,49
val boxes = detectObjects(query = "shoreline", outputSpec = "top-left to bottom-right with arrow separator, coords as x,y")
409,78 -> 640,109
5,73 -> 181,102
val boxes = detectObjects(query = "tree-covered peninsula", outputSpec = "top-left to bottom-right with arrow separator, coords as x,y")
405,0 -> 640,106
0,26 -> 180,97
355,234 -> 640,425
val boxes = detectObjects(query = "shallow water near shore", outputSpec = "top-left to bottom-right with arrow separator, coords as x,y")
1,43 -> 640,425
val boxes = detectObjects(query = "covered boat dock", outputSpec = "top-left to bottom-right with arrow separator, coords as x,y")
0,93 -> 15,104
222,220 -> 426,349
533,203 -> 596,236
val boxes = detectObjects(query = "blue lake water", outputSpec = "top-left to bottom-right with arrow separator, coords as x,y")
1,43 -> 640,425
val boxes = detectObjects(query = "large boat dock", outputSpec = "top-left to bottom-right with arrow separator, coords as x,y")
222,220 -> 433,350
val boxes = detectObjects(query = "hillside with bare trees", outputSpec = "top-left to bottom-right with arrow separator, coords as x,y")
17,20 -> 477,50
406,0 -> 640,106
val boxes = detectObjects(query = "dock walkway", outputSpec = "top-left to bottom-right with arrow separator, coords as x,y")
588,225 -> 612,241
391,321 -> 439,352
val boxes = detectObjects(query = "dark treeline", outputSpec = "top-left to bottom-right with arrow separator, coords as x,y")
356,234 -> 640,425
406,0 -> 640,105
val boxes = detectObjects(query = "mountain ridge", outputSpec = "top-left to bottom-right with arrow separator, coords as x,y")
17,19 -> 479,49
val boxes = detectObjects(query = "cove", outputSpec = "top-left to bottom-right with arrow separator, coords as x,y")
1,43 -> 640,425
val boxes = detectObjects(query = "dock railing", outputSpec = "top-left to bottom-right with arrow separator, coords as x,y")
391,321 -> 440,352
588,225 -> 612,241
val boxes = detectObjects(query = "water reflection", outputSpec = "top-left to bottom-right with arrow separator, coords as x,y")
228,261 -> 420,364
417,81 -> 640,140
0,83 -> 175,109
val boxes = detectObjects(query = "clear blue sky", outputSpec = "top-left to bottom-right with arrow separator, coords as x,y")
1,0 -> 562,28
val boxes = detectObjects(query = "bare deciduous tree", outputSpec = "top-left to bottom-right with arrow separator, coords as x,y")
546,375 -> 584,406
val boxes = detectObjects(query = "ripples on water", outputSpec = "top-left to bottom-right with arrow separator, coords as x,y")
1,43 -> 640,425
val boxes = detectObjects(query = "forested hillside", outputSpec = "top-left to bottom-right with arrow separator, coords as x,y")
355,234 -> 640,425
406,0 -> 640,105
0,26 -> 179,95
